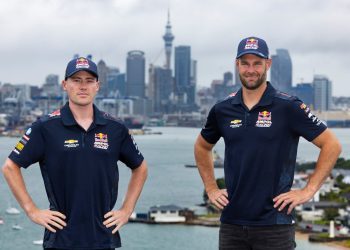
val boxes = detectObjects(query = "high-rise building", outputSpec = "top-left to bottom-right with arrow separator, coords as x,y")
175,46 -> 191,96
126,50 -> 145,98
188,59 -> 197,106
223,71 -> 233,85
42,74 -> 60,97
148,65 -> 172,113
97,60 -> 109,97
313,75 -> 332,111
293,83 -> 314,108
163,10 -> 175,69
271,49 -> 292,93
212,72 -> 239,100
106,67 -> 121,97
115,73 -> 126,97
234,66 -> 241,86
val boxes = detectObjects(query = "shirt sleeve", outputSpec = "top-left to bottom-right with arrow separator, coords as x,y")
289,98 -> 327,141
200,105 -> 221,144
8,120 -> 45,168
119,126 -> 144,169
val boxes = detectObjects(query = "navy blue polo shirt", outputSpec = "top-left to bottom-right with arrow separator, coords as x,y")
201,82 -> 327,226
9,102 -> 144,249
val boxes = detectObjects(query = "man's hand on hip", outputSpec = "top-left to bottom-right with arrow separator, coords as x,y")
103,209 -> 131,234
273,188 -> 314,214
208,189 -> 229,210
28,207 -> 67,233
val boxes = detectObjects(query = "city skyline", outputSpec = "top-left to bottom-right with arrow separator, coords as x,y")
1,0 -> 350,96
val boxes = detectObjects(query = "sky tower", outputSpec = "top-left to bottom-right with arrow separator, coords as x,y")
163,10 -> 174,69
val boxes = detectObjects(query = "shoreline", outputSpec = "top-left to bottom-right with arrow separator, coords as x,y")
296,231 -> 350,249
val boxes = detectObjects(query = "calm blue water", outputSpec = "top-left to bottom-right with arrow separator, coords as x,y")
1,127 -> 349,250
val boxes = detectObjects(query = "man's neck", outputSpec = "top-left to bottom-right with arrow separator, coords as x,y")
242,82 -> 268,110
68,102 -> 94,131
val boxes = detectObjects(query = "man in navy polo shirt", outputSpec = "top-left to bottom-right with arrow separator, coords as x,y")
194,37 -> 341,249
2,57 -> 148,250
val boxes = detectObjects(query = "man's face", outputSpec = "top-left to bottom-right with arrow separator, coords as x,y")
62,71 -> 99,107
236,54 -> 272,90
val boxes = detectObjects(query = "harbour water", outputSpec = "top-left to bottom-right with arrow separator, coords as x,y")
0,127 -> 349,249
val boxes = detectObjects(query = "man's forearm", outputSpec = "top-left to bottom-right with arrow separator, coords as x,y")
305,138 -> 342,194
120,161 -> 148,214
2,159 -> 37,214
194,136 -> 218,193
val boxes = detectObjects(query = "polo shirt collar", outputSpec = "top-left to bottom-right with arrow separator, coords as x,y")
61,102 -> 108,126
231,82 -> 276,108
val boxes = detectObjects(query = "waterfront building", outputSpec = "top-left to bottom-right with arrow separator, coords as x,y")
149,205 -> 186,223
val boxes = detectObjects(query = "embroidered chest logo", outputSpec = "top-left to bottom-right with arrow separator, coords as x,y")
256,111 -> 272,128
64,139 -> 79,148
230,119 -> 242,128
94,133 -> 109,150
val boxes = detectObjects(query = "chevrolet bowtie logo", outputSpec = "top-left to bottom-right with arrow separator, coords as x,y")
230,120 -> 242,124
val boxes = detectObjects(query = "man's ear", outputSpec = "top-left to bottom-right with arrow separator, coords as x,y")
266,58 -> 272,70
62,80 -> 67,91
96,81 -> 100,91
235,59 -> 240,68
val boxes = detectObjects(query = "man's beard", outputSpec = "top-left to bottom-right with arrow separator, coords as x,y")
239,70 -> 267,90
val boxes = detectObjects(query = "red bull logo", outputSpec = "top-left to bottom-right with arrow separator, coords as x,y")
49,109 -> 60,117
256,110 -> 272,128
94,133 -> 109,149
95,133 -> 108,140
245,38 -> 258,50
258,111 -> 271,120
76,57 -> 89,69
229,92 -> 237,97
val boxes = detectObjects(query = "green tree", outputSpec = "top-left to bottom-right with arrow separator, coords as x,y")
323,208 -> 339,221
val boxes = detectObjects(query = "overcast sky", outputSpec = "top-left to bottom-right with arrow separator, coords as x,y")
1,0 -> 349,96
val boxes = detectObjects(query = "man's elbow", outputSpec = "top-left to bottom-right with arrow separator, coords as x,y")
2,161 -> 11,176
1,159 -> 19,178
334,139 -> 342,157
135,161 -> 148,179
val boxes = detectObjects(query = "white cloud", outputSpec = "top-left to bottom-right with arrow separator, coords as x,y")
0,0 -> 349,95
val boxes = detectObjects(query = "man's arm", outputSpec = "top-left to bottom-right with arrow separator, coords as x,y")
103,160 -> 148,234
273,129 -> 342,214
194,135 -> 228,210
1,158 -> 66,232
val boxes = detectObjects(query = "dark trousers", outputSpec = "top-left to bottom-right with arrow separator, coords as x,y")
219,223 -> 296,250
